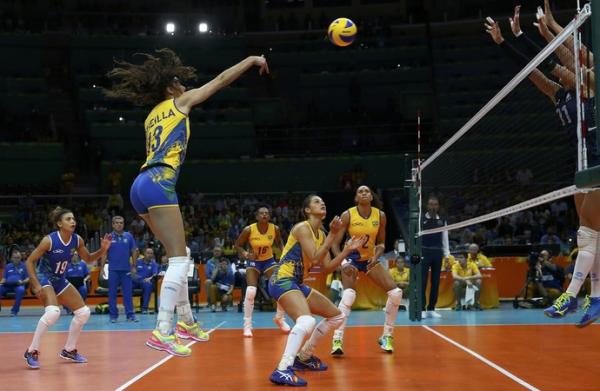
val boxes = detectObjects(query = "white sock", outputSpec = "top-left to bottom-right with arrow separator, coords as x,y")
384,288 -> 402,336
176,276 -> 195,325
29,305 -> 61,352
299,313 -> 345,360
277,315 -> 316,371
64,306 -> 90,351
244,286 -> 257,326
157,257 -> 187,334
333,288 -> 356,340
566,227 -> 598,297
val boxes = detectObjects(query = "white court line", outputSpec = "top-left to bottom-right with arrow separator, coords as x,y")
114,321 -> 226,391
422,325 -> 539,391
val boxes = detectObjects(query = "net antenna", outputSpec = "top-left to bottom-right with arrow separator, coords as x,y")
419,4 -> 593,237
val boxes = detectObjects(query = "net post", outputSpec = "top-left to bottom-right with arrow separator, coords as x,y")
408,167 -> 422,321
593,0 -> 600,158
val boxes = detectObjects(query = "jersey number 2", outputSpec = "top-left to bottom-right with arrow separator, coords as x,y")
54,260 -> 68,275
362,234 -> 370,249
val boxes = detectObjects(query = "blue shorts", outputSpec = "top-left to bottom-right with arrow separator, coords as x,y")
39,272 -> 71,296
268,277 -> 312,301
247,258 -> 276,274
130,165 -> 179,214
345,251 -> 369,273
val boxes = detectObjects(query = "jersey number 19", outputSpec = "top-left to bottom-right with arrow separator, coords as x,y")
54,260 -> 69,275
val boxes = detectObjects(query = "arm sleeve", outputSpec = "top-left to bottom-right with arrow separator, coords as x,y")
152,262 -> 158,276
83,263 -> 89,277
22,266 -> 29,279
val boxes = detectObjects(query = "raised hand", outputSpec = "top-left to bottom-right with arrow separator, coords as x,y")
100,233 -> 112,252
533,9 -> 551,39
509,5 -> 522,37
329,215 -> 343,235
544,0 -> 558,29
485,17 -> 504,45
253,55 -> 270,76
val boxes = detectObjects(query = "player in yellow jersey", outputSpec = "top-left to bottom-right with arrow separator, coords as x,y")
235,206 -> 291,337
268,194 -> 366,386
106,48 -> 269,357
330,185 -> 403,354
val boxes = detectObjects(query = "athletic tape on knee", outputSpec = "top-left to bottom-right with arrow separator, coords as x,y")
387,288 -> 403,306
245,286 -> 257,303
577,227 -> 599,255
73,306 -> 90,325
42,305 -> 61,327
340,288 -> 357,308
295,315 -> 316,335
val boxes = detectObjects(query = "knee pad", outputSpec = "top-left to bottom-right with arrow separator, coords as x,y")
340,289 -> 357,308
245,286 -> 257,302
165,257 -> 189,285
295,315 -> 316,335
387,288 -> 402,306
327,312 -> 346,329
578,227 -> 599,255
73,306 -> 91,324
42,305 -> 61,327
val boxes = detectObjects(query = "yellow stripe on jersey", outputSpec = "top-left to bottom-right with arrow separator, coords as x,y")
141,99 -> 190,173
347,206 -> 380,261
276,221 -> 324,282
249,223 -> 276,261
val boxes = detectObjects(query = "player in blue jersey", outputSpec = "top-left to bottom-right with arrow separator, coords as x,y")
106,48 -> 270,356
23,207 -> 112,369
487,4 -> 600,326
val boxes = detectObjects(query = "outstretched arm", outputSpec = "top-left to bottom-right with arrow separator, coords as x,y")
322,236 -> 368,273
176,56 -> 269,114
543,0 -> 594,68
295,217 -> 344,266
330,211 -> 350,257
77,234 -> 112,263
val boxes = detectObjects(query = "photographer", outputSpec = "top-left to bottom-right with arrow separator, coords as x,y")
528,250 -> 565,305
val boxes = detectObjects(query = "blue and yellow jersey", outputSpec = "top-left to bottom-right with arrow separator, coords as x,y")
273,221 -> 324,284
141,99 -> 190,174
249,223 -> 276,261
347,206 -> 380,261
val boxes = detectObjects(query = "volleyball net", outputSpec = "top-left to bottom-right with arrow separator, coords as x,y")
418,4 -> 594,239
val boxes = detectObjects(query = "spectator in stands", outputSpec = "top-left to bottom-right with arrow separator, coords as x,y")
106,191 -> 124,216
133,247 -> 158,314
204,246 -> 223,307
158,254 -> 169,275
452,252 -> 482,311
529,249 -> 565,305
467,244 -> 493,269
208,258 -> 234,312
0,247 -> 29,316
64,251 -> 90,314
390,257 -> 410,291
101,216 -> 138,323
540,226 -> 563,246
